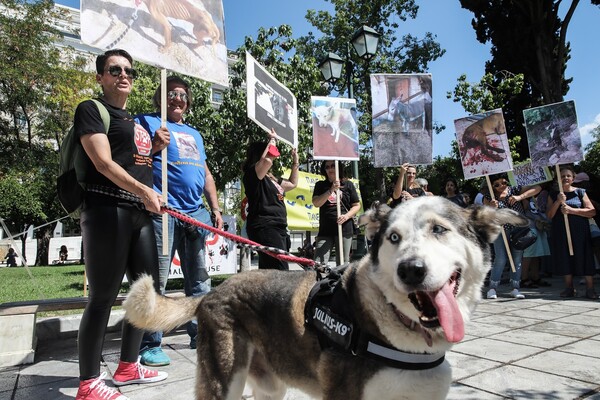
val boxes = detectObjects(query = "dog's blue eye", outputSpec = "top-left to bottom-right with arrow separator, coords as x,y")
432,225 -> 447,234
389,232 -> 400,243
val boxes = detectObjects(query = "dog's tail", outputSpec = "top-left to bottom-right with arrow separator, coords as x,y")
123,274 -> 202,332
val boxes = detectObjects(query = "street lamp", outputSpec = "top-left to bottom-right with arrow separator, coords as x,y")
317,25 -> 381,178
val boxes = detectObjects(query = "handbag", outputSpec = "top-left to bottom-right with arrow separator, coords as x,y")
509,226 -> 537,250
590,219 -> 600,239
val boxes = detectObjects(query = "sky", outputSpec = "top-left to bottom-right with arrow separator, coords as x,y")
56,0 -> 600,159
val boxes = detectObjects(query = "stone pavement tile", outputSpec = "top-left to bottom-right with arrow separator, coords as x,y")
473,314 -> 546,330
458,365 -> 595,399
530,301 -> 598,314
121,380 -> 196,400
465,321 -> 511,338
451,337 -> 543,363
526,321 -> 600,338
474,301 -> 525,315
447,352 -> 502,380
514,350 -> 600,385
504,307 -> 570,321
584,308 -> 600,318
486,327 -> 579,349
554,313 -> 600,327
447,383 -> 504,399
0,368 -> 18,397
558,338 -> 600,358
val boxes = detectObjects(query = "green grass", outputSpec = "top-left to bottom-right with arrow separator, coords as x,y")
0,265 -> 231,315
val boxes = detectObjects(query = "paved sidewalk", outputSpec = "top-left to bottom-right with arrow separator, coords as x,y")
1,275 -> 600,399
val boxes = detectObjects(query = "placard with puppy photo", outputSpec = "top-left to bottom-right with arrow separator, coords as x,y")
523,100 -> 584,168
370,73 -> 433,167
246,52 -> 298,148
80,0 -> 228,86
310,96 -> 359,160
454,109 -> 513,179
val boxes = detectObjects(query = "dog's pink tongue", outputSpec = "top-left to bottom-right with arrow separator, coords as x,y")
431,282 -> 464,343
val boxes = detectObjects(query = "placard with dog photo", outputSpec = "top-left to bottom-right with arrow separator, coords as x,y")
454,109 -> 513,179
508,161 -> 552,187
310,96 -> 359,160
523,100 -> 584,168
80,0 -> 228,86
246,52 -> 298,148
370,73 -> 433,167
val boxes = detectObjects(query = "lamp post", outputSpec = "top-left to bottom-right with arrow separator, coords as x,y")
318,25 -> 381,179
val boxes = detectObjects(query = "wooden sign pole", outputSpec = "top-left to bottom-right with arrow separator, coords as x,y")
555,165 -> 574,255
160,69 -> 168,255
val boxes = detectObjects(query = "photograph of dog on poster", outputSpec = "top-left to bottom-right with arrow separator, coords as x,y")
371,74 -> 433,167
455,109 -> 513,179
523,100 -> 584,168
80,0 -> 228,86
311,96 -> 359,160
246,52 -> 298,147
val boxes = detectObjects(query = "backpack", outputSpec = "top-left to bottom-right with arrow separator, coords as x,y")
57,99 -> 110,215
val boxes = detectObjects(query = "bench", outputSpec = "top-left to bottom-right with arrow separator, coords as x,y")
0,291 -> 183,368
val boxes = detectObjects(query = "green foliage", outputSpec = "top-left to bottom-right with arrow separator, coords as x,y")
580,125 -> 600,177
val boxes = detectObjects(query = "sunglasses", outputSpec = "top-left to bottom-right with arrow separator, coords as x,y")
167,91 -> 189,103
105,65 -> 137,79
493,181 -> 508,188
325,164 -> 335,170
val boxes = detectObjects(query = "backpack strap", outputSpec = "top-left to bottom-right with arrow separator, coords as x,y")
90,99 -> 110,133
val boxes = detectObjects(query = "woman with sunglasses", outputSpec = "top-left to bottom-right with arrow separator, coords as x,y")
390,163 -> 426,208
547,166 -> 598,299
72,49 -> 167,400
483,173 -> 541,299
312,161 -> 361,266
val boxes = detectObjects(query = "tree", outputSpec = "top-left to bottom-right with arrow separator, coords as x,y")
580,125 -> 600,177
297,0 -> 445,207
459,0 -> 600,158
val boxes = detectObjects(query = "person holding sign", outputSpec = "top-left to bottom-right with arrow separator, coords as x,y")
135,75 -> 224,362
312,161 -> 361,266
547,166 -> 598,299
242,129 -> 299,270
73,49 -> 167,400
484,173 -> 541,299
390,163 -> 426,207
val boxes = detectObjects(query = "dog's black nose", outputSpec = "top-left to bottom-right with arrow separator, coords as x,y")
397,259 -> 427,285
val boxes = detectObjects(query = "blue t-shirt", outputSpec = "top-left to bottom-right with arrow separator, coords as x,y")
135,113 -> 207,213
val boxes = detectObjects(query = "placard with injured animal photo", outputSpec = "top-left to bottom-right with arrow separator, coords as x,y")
310,96 -> 359,160
246,52 -> 298,148
370,73 -> 433,167
454,109 -> 513,180
523,100 -> 584,168
80,0 -> 228,87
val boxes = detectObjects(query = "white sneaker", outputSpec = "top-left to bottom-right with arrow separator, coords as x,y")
486,288 -> 497,299
510,288 -> 525,299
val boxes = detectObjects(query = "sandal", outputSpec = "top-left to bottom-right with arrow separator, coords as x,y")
560,287 -> 576,298
585,289 -> 599,300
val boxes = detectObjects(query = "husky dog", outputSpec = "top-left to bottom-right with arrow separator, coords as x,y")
462,113 -> 507,161
387,92 -> 432,134
312,105 -> 358,143
124,197 -> 526,400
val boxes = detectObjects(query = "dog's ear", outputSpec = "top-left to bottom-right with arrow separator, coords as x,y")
358,201 -> 392,241
469,205 -> 528,243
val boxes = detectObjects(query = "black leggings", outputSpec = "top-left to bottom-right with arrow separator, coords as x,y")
78,204 -> 159,380
247,225 -> 290,270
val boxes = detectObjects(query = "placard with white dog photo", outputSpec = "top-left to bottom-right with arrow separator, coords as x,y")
80,0 -> 228,86
454,109 -> 513,180
370,73 -> 433,167
523,100 -> 584,168
310,96 -> 359,160
246,52 -> 298,148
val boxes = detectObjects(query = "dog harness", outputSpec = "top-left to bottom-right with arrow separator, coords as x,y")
304,264 -> 446,371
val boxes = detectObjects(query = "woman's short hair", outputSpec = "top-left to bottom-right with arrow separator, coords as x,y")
319,160 -> 345,178
95,49 -> 133,74
152,75 -> 193,111
415,178 -> 428,187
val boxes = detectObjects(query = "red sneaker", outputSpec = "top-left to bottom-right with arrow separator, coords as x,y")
76,372 -> 128,400
112,359 -> 168,386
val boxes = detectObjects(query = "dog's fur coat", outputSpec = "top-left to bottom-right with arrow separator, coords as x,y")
124,197 -> 526,400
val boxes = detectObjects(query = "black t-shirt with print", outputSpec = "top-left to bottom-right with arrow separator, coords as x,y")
73,98 -> 153,189
243,166 -> 287,230
313,179 -> 359,238
390,187 -> 426,208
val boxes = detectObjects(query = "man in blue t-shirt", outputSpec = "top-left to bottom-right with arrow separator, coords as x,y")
135,76 -> 223,365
